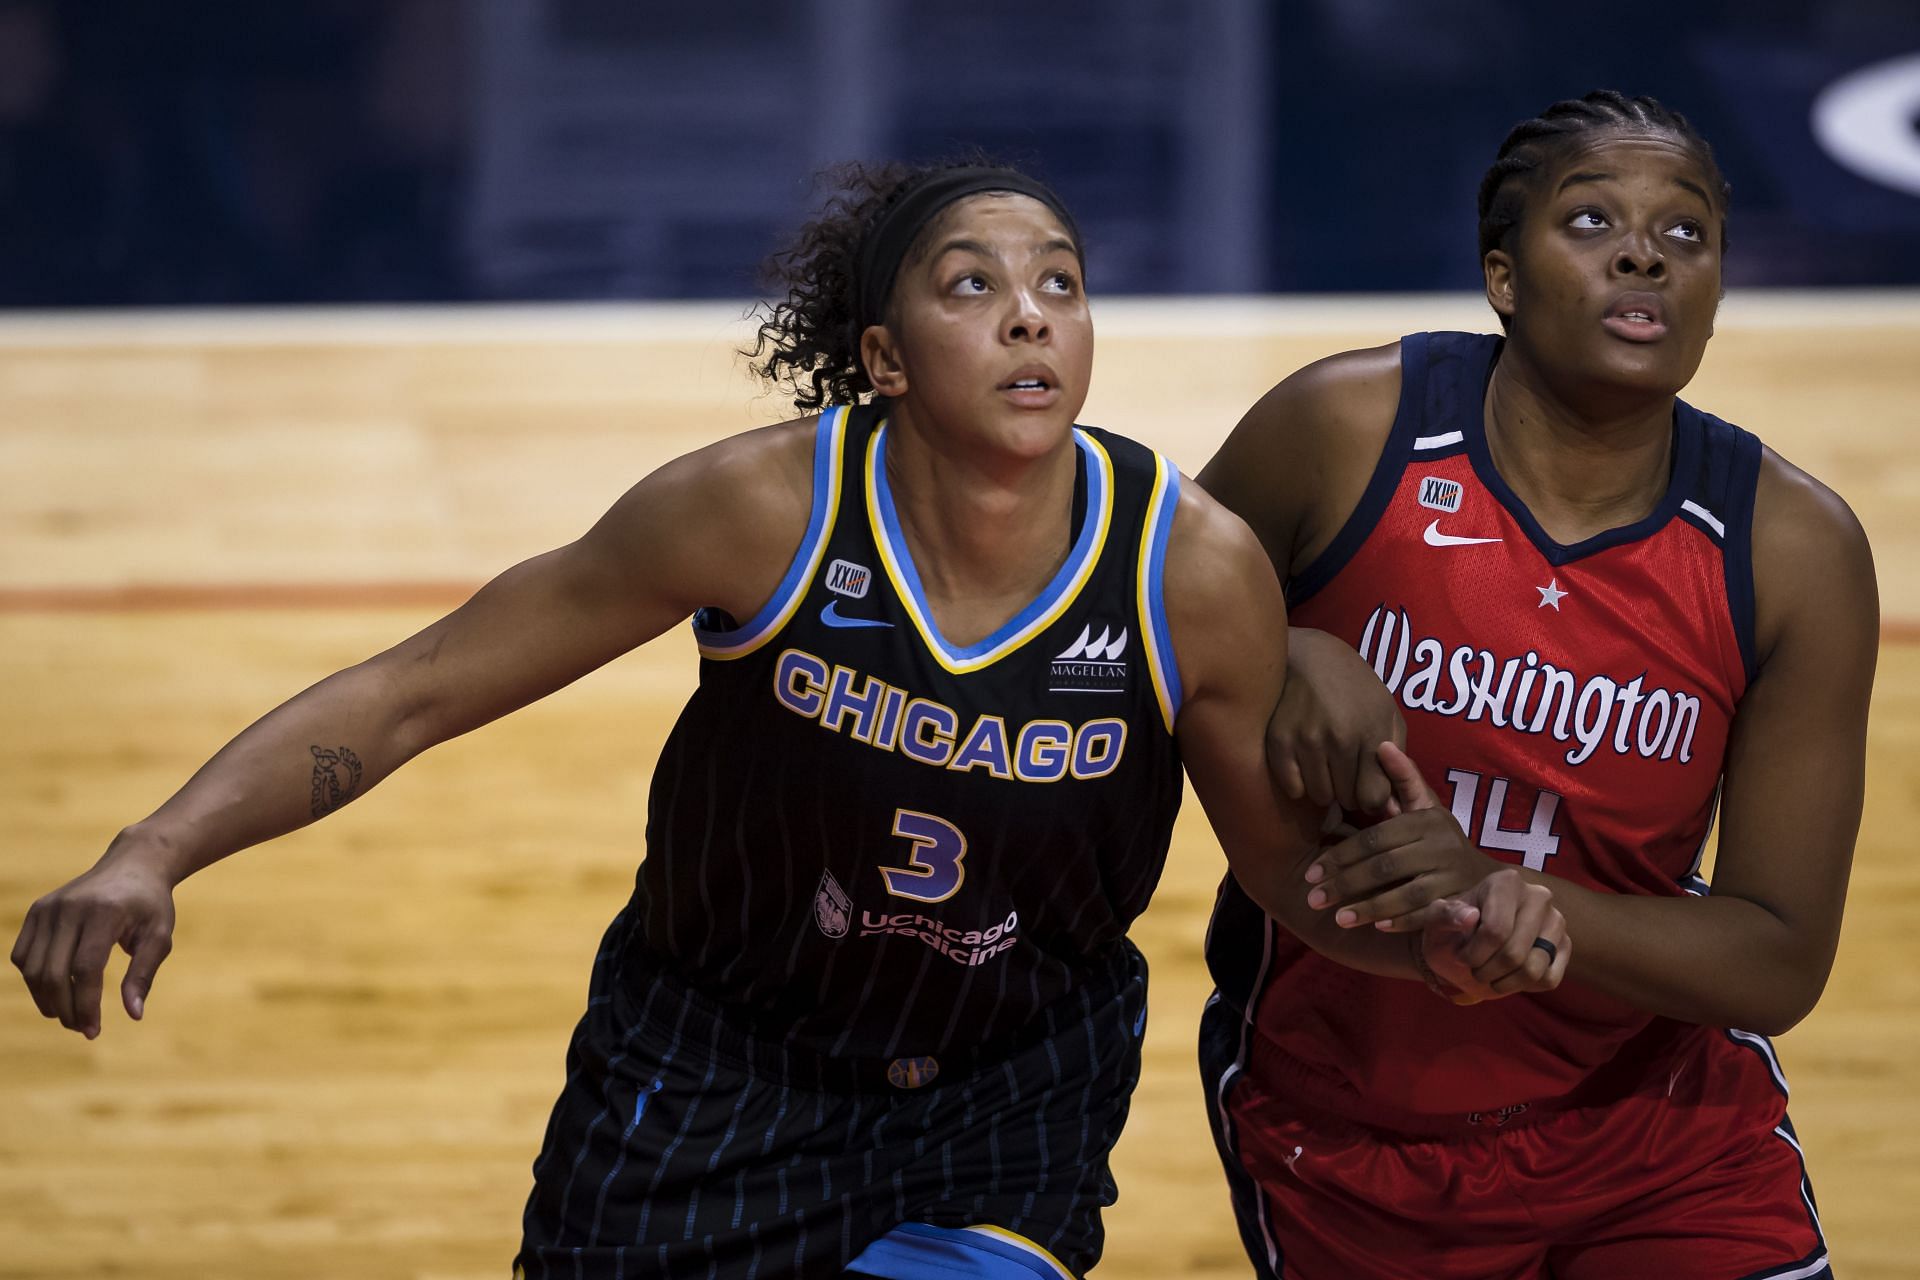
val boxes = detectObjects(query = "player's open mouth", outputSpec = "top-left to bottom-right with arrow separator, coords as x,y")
1602,292 -> 1669,342
1000,366 -> 1060,406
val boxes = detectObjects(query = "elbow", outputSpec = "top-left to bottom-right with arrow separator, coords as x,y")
1730,967 -> 1830,1038
1738,1006 -> 1808,1039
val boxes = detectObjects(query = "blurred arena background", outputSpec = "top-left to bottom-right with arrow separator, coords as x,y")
4,3 -> 1919,1277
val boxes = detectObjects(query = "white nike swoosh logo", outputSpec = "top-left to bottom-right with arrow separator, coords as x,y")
1422,518 -> 1502,547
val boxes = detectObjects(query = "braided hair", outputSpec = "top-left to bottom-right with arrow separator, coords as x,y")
1477,90 -> 1731,266
747,157 -> 1075,415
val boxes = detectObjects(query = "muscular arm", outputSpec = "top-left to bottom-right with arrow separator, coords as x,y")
1198,346 -> 1410,814
1520,453 -> 1877,1034
13,420 -> 818,1034
1166,484 -> 1437,981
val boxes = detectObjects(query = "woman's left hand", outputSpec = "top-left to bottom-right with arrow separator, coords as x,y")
1268,627 -> 1406,814
1306,741 -> 1500,932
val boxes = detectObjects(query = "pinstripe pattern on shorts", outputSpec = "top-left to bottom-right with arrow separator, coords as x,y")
516,943 -> 1146,1279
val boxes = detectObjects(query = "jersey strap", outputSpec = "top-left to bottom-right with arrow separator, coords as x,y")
694,405 -> 850,659
1675,404 -> 1765,681
1136,451 -> 1183,731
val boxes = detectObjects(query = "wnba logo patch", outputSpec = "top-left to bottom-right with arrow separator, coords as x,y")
886,1056 -> 940,1089
814,870 -> 852,939
825,559 -> 871,599
1417,476 -> 1463,513
1049,622 -> 1128,693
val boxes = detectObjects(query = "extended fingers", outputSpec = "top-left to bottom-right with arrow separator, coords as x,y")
1308,813 -> 1465,907
1307,818 -> 1403,881
1323,872 -> 1444,928
1375,740 -> 1439,812
1362,888 -> 1465,934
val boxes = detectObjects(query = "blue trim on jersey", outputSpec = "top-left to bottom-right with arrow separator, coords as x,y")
868,421 -> 1113,673
847,1222 -> 1075,1279
1466,360 -> 1705,566
1286,332 -> 1430,609
694,407 -> 846,658
1139,454 -> 1183,731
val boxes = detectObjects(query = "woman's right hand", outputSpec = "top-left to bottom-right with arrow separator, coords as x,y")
11,840 -> 177,1039
1416,869 -> 1570,1005
1268,627 -> 1406,815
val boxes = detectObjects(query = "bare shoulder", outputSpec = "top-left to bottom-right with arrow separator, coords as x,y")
1199,341 -> 1405,577
1751,444 -> 1878,665
1256,340 -> 1404,434
588,415 -> 823,621
1160,476 -> 1289,701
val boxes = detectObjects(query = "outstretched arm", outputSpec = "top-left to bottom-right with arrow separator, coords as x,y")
12,420 -> 818,1037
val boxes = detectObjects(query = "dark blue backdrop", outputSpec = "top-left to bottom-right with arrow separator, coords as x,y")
1,0 -> 1915,305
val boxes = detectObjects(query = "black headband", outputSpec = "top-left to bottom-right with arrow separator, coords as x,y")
853,167 -> 1082,334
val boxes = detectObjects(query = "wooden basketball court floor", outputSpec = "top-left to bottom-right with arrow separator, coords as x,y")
2,294 -> 1916,1278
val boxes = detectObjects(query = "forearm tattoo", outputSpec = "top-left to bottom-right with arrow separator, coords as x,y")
310,745 -> 365,819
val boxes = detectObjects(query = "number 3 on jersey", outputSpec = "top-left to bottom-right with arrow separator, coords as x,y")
880,809 -> 968,903
1444,769 -> 1566,871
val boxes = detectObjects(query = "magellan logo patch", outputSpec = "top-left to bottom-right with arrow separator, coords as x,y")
1049,622 -> 1128,693
1417,476 -> 1463,514
814,869 -> 852,939
825,559 -> 871,599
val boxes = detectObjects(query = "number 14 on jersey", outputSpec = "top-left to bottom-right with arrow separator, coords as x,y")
1444,768 -> 1566,871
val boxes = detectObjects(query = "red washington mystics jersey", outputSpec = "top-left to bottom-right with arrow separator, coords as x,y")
1205,330 -> 1765,1122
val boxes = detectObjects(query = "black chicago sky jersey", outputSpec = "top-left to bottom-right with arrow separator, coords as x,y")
606,403 -> 1186,1059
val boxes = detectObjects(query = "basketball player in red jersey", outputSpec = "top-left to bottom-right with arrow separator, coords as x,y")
1199,92 -> 1876,1278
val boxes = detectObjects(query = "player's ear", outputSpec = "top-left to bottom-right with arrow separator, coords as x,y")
861,324 -> 909,398
1483,250 -> 1517,323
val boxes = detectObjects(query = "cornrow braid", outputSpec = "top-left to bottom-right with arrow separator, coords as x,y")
1477,89 -> 1732,264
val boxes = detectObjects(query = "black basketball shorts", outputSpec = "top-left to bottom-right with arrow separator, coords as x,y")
514,943 -> 1148,1279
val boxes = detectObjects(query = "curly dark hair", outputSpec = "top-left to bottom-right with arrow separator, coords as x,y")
746,156 -> 1067,414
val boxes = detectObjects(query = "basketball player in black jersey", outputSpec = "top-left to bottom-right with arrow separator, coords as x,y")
13,160 -> 1565,1278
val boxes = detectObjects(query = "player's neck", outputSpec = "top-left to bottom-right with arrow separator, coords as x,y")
881,408 -> 1078,645
1483,352 -> 1677,545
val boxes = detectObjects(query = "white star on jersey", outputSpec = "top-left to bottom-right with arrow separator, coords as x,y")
1537,579 -> 1568,610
